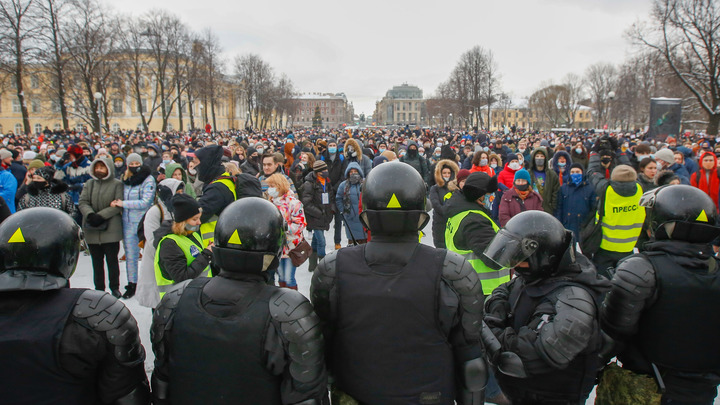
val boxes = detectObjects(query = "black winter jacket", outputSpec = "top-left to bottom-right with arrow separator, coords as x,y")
301,171 -> 334,231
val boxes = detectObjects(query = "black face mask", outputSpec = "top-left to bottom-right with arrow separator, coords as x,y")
515,183 -> 530,191
30,180 -> 49,189
601,157 -> 612,165
129,166 -> 142,174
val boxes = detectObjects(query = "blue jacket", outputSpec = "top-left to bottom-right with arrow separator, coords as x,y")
61,157 -> 92,204
554,176 -> 597,243
335,162 -> 365,241
668,162 -> 691,185
0,169 -> 17,213
551,150 -> 573,184
677,146 -> 699,176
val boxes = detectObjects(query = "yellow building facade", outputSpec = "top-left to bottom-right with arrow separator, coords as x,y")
0,62 -> 249,135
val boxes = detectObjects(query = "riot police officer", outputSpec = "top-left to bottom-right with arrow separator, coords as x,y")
0,207 -> 150,405
311,162 -> 488,405
151,197 -> 328,405
599,185 -> 720,405
483,210 -> 609,405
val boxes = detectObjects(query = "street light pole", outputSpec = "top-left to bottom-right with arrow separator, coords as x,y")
93,92 -> 103,133
607,91 -> 616,131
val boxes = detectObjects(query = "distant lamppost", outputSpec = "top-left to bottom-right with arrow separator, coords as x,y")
246,110 -> 250,128
449,113 -> 453,129
469,110 -> 473,129
288,115 -> 292,128
607,91 -> 616,131
93,92 -> 103,133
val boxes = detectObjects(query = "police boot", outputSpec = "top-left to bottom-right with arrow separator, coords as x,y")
308,252 -> 318,272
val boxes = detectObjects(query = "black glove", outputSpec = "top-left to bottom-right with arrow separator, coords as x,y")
86,213 -> 105,227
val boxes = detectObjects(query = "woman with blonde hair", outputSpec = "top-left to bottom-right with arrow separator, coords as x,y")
154,193 -> 212,298
266,173 -> 306,289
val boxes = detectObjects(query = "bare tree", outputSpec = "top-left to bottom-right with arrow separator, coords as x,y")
36,0 -> 72,130
0,0 -> 39,134
631,0 -> 720,134
234,53 -> 274,129
62,0 -> 119,132
142,10 -> 188,132
585,62 -> 617,128
117,16 -> 153,131
529,76 -> 585,129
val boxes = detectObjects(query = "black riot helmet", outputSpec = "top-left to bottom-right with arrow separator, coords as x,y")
212,197 -> 285,275
640,184 -> 720,242
359,161 -> 429,235
484,211 -> 571,282
0,208 -> 82,291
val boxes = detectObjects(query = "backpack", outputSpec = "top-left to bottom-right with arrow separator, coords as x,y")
137,204 -> 163,245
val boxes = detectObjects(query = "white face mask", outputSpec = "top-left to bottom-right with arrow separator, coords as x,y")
267,187 -> 279,198
509,162 -> 521,170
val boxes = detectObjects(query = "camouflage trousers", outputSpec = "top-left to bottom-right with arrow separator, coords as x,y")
330,385 -> 360,405
595,362 -> 662,405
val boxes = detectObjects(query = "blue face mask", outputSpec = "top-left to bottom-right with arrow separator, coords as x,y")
328,147 -> 337,154
558,161 -> 566,167
575,148 -> 582,154
570,173 -> 583,185
163,159 -> 171,165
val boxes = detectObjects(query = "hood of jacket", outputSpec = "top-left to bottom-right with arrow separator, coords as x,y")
195,145 -> 225,183
551,150 -> 573,177
434,159 -> 459,188
89,157 -> 115,181
536,249 -> 611,296
164,162 -> 187,183
440,145 -> 456,161
157,178 -> 183,212
644,240 -> 717,272
530,147 -> 550,171
344,138 -> 364,163
344,161 -> 365,178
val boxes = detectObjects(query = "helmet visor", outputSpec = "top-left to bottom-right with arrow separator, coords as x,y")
483,229 -> 540,269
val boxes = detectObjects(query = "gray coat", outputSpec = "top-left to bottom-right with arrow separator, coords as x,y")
78,158 -> 124,244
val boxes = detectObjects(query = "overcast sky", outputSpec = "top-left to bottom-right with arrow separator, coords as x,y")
113,0 -> 654,116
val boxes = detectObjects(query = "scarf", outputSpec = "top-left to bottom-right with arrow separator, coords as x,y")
516,188 -> 530,200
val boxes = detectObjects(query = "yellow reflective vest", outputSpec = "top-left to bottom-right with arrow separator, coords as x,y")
445,209 -> 510,295
199,173 -> 237,247
598,183 -> 645,253
155,232 -> 210,298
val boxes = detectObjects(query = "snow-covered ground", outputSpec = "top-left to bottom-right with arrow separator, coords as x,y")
67,217 -> 720,404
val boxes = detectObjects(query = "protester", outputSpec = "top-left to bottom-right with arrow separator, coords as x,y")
266,173 -> 306,289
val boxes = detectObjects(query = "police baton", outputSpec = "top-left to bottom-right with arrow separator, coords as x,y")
337,210 -> 358,246
481,321 -> 527,378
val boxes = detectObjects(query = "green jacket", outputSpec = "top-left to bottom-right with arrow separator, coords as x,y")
529,147 -> 560,215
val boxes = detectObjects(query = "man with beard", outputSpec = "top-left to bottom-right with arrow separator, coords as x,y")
194,145 -> 237,247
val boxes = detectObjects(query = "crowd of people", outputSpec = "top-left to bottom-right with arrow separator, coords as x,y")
0,124 -> 719,405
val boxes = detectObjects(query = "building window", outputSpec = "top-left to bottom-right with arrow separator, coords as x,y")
112,98 -> 123,113
31,75 -> 39,89
12,99 -> 21,113
167,122 -> 173,131
34,123 -> 42,133
75,123 -> 84,132
137,99 -> 147,113
51,101 -> 61,112
112,123 -> 120,132
31,99 -> 40,113
54,123 -> 61,130
14,124 -> 23,134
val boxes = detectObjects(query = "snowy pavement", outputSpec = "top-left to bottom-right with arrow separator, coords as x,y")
66,218 -> 720,404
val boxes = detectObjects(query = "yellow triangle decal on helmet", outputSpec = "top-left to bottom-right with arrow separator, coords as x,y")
387,194 -> 402,209
8,228 -> 25,243
228,229 -> 242,245
697,210 -> 709,222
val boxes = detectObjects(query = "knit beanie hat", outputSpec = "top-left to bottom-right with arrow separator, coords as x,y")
34,166 -> 55,182
514,168 -> 531,183
463,172 -> 498,202
570,163 -> 584,173
172,193 -> 200,223
0,149 -> 12,160
126,153 -> 143,166
28,159 -> 45,170
654,148 -> 675,165
313,160 -> 327,172
506,153 -> 518,162
457,169 -> 471,184
611,165 -> 638,182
